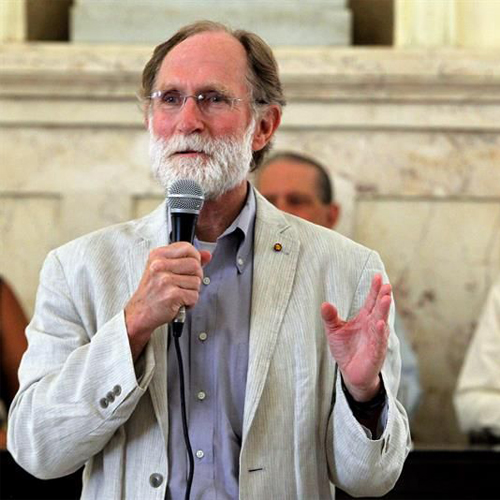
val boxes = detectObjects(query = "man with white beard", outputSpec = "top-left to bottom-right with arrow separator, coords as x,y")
8,21 -> 410,500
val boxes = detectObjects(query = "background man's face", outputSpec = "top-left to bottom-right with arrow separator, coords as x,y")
258,160 -> 339,228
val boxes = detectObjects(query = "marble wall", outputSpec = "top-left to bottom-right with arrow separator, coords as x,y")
1,43 -> 499,445
71,0 -> 351,45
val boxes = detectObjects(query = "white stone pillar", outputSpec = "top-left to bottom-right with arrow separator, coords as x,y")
395,0 -> 456,47
0,0 -> 26,42
71,0 -> 352,45
395,0 -> 500,48
455,0 -> 500,48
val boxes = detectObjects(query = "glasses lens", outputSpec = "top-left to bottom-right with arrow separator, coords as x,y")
159,91 -> 183,108
198,91 -> 233,114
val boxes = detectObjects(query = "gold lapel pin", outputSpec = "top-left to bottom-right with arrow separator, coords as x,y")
273,243 -> 283,252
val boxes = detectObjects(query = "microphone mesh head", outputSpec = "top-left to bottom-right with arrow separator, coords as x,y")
167,179 -> 204,214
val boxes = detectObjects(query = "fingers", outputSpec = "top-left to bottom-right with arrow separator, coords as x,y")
153,241 -> 203,261
376,319 -> 389,337
141,244 -> 206,308
163,287 -> 200,309
374,318 -> 390,363
372,291 -> 392,326
364,274 -> 392,319
149,255 -> 203,280
152,243 -> 212,266
149,243 -> 210,278
363,274 -> 383,313
200,250 -> 212,267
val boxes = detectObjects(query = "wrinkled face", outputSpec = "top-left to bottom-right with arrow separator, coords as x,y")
258,160 -> 339,228
147,32 -> 264,199
149,31 -> 256,146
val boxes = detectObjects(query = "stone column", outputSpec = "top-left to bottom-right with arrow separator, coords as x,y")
0,0 -> 72,42
455,0 -> 500,48
71,0 -> 351,45
0,0 -> 26,42
395,0 -> 500,48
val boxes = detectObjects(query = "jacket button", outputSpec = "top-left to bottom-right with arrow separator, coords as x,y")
113,385 -> 122,396
99,398 -> 109,409
106,392 -> 115,403
149,473 -> 164,488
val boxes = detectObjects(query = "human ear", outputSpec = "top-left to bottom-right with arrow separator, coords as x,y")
328,204 -> 341,229
252,105 -> 281,152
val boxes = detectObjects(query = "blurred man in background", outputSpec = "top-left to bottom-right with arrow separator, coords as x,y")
256,151 -> 422,420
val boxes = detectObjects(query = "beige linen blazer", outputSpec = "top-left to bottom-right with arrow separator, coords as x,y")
8,192 -> 411,499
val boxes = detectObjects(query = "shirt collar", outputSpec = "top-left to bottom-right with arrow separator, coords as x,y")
195,183 -> 256,274
218,182 -> 255,241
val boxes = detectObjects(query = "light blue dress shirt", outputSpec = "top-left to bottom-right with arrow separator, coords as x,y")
166,188 -> 256,499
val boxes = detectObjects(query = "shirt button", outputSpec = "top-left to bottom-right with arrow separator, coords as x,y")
237,257 -> 244,266
198,332 -> 208,341
202,276 -> 211,285
196,450 -> 204,459
197,391 -> 206,401
149,473 -> 164,488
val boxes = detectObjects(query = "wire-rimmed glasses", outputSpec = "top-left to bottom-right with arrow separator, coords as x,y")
150,90 -> 244,116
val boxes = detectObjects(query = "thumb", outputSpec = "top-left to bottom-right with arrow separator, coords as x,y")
200,250 -> 212,267
321,302 -> 342,330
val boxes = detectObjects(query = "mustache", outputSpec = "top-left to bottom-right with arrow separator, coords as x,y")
153,134 -> 238,158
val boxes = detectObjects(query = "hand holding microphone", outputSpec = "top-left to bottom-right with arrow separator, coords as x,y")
124,180 -> 209,359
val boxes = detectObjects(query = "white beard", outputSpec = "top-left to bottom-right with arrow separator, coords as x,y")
149,119 -> 255,200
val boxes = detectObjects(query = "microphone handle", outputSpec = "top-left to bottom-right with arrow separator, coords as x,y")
170,212 -> 199,325
171,212 -> 198,244
174,306 -> 186,324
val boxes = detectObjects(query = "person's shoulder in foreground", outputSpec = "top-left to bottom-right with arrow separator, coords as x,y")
455,276 -> 500,437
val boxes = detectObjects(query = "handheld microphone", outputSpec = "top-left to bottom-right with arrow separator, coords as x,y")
167,179 -> 204,332
167,180 -> 204,499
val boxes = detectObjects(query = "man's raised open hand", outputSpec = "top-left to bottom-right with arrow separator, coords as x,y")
321,274 -> 392,402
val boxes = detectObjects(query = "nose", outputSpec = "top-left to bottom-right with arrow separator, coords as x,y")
175,97 -> 205,135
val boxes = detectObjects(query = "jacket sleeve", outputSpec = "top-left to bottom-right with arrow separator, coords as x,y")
327,251 -> 412,497
454,278 -> 500,434
7,250 -> 156,479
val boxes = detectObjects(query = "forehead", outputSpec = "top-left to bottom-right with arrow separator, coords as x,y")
262,160 -> 320,191
156,31 -> 249,91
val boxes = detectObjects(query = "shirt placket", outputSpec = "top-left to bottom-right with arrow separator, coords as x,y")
188,259 -> 221,485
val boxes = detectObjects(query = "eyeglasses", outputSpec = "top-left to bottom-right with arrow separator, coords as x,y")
150,90 -> 244,115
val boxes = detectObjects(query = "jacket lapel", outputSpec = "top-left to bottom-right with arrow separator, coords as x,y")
125,196 -> 301,448
242,194 -> 300,440
126,201 -> 170,450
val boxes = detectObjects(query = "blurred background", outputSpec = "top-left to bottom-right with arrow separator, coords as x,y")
1,0 -> 499,453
